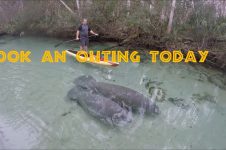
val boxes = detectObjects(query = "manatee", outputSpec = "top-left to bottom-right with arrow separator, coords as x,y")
74,75 -> 96,88
74,75 -> 160,115
67,86 -> 132,127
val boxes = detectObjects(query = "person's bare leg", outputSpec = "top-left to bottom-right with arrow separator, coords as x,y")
84,46 -> 88,51
80,46 -> 83,51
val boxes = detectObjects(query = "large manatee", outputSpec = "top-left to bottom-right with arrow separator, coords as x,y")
74,75 -> 160,115
67,86 -> 132,127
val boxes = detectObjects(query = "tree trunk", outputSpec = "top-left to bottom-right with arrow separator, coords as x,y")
19,0 -> 23,12
167,0 -> 176,34
75,0 -> 81,17
126,0 -> 130,16
160,0 -> 166,23
59,0 -> 75,15
183,0 -> 194,23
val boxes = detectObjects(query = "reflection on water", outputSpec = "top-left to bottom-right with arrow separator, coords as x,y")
0,36 -> 226,149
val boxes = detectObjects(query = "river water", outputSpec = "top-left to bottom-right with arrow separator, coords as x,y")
0,36 -> 226,149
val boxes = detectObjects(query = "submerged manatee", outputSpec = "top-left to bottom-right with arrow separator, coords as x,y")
74,75 -> 160,115
74,75 -> 96,89
67,86 -> 132,127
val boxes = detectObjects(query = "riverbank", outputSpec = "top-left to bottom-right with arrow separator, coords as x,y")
1,0 -> 226,73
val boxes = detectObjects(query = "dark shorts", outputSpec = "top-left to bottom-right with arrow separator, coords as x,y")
80,37 -> 89,46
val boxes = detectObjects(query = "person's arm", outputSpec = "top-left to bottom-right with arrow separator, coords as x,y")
76,25 -> 82,40
76,30 -> 80,40
89,27 -> 98,36
90,30 -> 98,36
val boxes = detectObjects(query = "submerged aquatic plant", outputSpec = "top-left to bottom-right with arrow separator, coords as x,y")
144,78 -> 166,102
149,87 -> 166,102
191,93 -> 216,104
168,97 -> 190,110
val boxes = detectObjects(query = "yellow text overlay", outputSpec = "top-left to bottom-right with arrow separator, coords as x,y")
0,50 -> 209,63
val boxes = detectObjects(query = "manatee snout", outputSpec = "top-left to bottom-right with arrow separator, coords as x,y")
67,87 -> 79,100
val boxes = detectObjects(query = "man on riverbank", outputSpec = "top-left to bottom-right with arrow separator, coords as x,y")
76,18 -> 98,51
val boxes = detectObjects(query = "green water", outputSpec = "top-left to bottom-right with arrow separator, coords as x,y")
0,36 -> 226,149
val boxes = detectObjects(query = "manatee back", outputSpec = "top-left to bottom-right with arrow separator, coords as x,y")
97,82 -> 148,108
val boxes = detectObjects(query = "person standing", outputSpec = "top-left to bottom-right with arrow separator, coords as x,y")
76,18 -> 98,51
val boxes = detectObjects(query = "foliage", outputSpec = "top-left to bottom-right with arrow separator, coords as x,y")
0,0 -> 226,49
